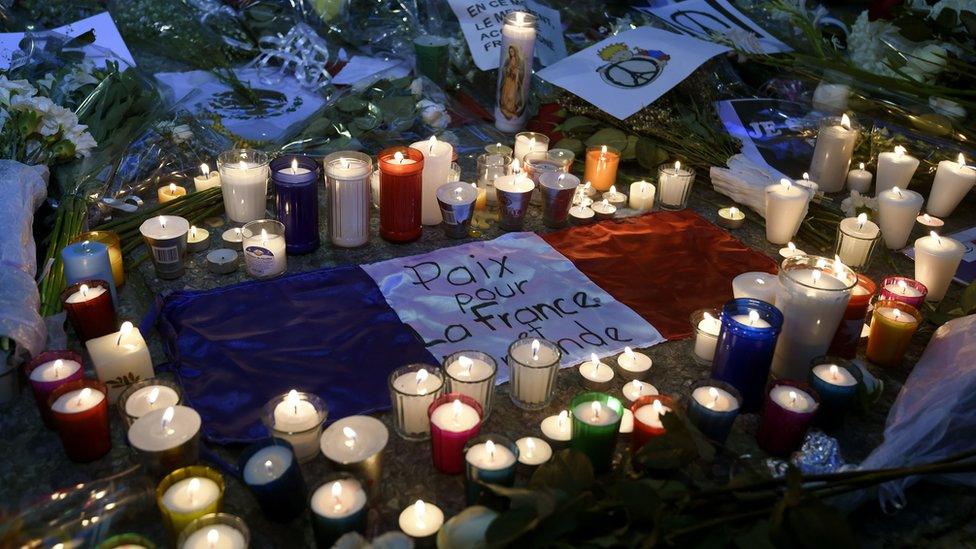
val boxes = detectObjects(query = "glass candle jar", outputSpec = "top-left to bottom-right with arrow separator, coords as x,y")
319,415 -> 388,495
834,214 -> 881,271
117,375 -> 183,427
507,337 -> 562,410
271,154 -> 320,254
444,351 -> 498,419
513,132 -> 548,163
866,300 -> 922,368
218,148 -> 270,224
807,356 -> 861,428
61,240 -> 117,304
583,145 -> 621,192
241,219 -> 287,279
630,394 -> 675,454
310,473 -> 368,549
539,172 -> 580,228
429,393 -> 484,475
48,379 -> 111,463
827,274 -> 876,359
756,380 -> 819,457
26,350 -> 85,429
463,434 -> 518,505
177,512 -> 250,549
656,161 -> 695,210
570,391 -> 624,473
71,231 -> 124,286
690,308 -> 722,365
389,364 -> 444,440
378,146 -> 425,243
685,381 -> 740,443
495,11 -> 537,132
156,465 -> 225,537
523,150 -> 571,185
238,439 -> 307,523
128,405 -> 202,478
261,390 -> 328,463
878,276 -> 927,309
709,298 -> 784,412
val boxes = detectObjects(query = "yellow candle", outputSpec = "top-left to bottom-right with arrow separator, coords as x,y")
158,183 -> 187,203
156,465 -> 225,537
71,231 -> 124,286
866,300 -> 921,368
583,145 -> 620,192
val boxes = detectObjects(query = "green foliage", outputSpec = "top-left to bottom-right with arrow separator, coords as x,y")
926,281 -> 976,326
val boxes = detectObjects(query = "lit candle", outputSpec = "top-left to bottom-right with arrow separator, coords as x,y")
494,161 -> 537,230
686,384 -> 740,443
410,136 -> 454,226
928,153 -> 976,217
507,337 -> 562,410
242,221 -> 287,279
319,415 -> 388,494
240,440 -> 308,522
835,212 -> 881,270
138,215 -> 190,279
631,395 -> 674,452
180,522 -> 248,549
26,352 -> 85,428
764,178 -> 810,245
809,113 -> 858,193
515,436 -> 552,468
218,149 -> 270,224
692,310 -> 722,364
60,240 -> 117,304
584,145 -> 621,192
513,132 -> 549,163
628,180 -> 656,212
710,298 -> 784,411
619,409 -> 634,434
221,227 -> 244,250
876,145 -> 920,195
264,389 -> 326,462
310,477 -> 368,548
602,185 -> 627,207
756,382 -> 819,456
271,155 -> 320,254
540,410 -> 572,449
123,382 -> 181,423
158,182 -> 187,204
85,321 -> 154,403
186,225 -> 211,253
717,206 -> 746,229
158,471 -> 223,536
621,379 -> 658,402
808,360 -> 859,426
866,302 -> 922,368
916,213 -> 945,231
846,162 -> 872,193
591,198 -> 617,220
194,163 -> 221,191
778,241 -> 805,259
389,365 -> 444,439
60,279 -> 116,343
913,231 -> 965,302
657,161 -> 695,210
49,381 -> 111,462
428,394 -> 482,474
731,272 -> 778,305
616,347 -> 652,380
827,274 -> 876,359
877,186 -> 924,249
444,352 -> 497,418
538,171 -> 580,228
398,499 -> 444,541
71,230 -> 124,286
127,405 -> 202,477
463,436 -> 519,504
879,276 -> 927,309
579,352 -> 615,390
495,11 -> 537,132
570,393 -> 624,472
568,203 -> 595,225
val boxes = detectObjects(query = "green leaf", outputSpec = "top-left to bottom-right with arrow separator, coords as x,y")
960,282 -> 976,313
530,449 -> 595,495
935,7 -> 958,29
635,137 -> 668,170
485,505 -> 539,546
621,135 -> 639,161
336,96 -> 368,114
557,115 -> 599,137
552,138 -> 584,156
773,501 -> 859,549
611,479 -> 662,526
584,128 -> 628,152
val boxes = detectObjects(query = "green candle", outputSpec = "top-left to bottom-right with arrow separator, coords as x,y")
570,392 -> 623,473
414,35 -> 451,87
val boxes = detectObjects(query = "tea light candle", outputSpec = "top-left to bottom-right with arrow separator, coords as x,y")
128,405 -> 202,477
194,163 -> 221,191
778,241 -> 805,259
879,276 -> 927,309
540,410 -> 572,450
916,213 -> 945,231
179,516 -> 248,549
121,381 -> 181,424
616,347 -> 652,380
399,500 -> 444,541
928,153 -> 975,217
602,185 -> 627,207
389,364 -> 444,440
657,160 -> 695,210
444,351 -> 497,418
513,132 -> 548,163
485,142 -> 514,159
158,182 -> 187,203
584,145 -> 620,192
26,351 -> 85,428
429,394 -> 483,474
866,301 -> 922,367
410,136 -> 454,225
756,382 -> 819,456
570,393 -> 623,472
764,178 -> 809,245
310,477 -> 368,548
591,198 -> 617,220
914,231 -> 965,301
186,226 -> 210,253
878,186 -> 924,249
239,440 -> 307,522
835,213 -> 881,270
221,227 -> 244,250
86,321 -> 154,403
717,206 -> 745,229
508,338 -> 562,410
568,204 -> 595,224
49,380 -> 111,462
263,390 -> 327,462
692,309 -> 722,364
686,383 -> 740,443
319,415 -> 388,494
621,379 -> 658,402
579,353 -> 615,391
464,436 -> 519,504
207,249 -> 239,274
732,272 -> 778,305
157,467 -> 224,536
631,395 -> 673,453
515,436 -> 552,469
807,359 -> 859,427
808,114 -> 857,193
876,145 -> 920,195
846,162 -> 872,193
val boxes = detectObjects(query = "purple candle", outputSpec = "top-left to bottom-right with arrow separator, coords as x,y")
272,155 -> 320,254
756,380 -> 819,457
25,350 -> 86,428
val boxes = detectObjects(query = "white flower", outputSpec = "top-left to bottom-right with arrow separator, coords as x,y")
409,77 -> 424,97
417,99 -> 450,130
841,190 -> 879,218
66,126 -> 98,157
906,44 -> 948,80
0,75 -> 37,105
710,28 -> 763,60
848,11 -> 899,78
61,61 -> 100,93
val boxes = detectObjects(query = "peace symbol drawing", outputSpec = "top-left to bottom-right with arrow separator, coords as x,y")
596,43 -> 671,89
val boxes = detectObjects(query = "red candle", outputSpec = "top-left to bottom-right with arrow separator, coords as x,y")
756,380 -> 819,457
827,274 -> 876,358
378,146 -> 425,243
631,395 -> 675,453
878,276 -> 927,310
48,379 -> 111,462
60,279 -> 117,342
25,350 -> 85,428
428,393 -> 482,474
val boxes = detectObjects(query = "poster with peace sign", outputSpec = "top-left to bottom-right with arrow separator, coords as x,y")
537,27 -> 729,120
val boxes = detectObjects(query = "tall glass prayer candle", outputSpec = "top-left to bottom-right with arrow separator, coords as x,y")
26,350 -> 84,428
928,153 -> 976,217
494,167 -> 536,231
732,272 -> 778,306
657,161 -> 695,210
877,186 -> 924,249
410,136 -> 454,226
495,11 -> 537,133
690,308 -> 722,365
218,148 -> 270,224
464,435 -> 518,505
866,300 -> 922,367
710,298 -> 784,412
827,274 -> 876,359
60,279 -> 117,342
879,276 -> 927,309
139,215 -> 190,280
156,465 -> 225,537
389,364 -> 444,440
875,146 -> 919,195
444,351 -> 497,419
539,172 -> 580,228
413,35 -> 450,86
117,375 -> 182,427
71,231 -> 124,286
48,379 -> 110,462
809,114 -> 858,193
323,152 -> 372,248
764,178 -> 809,245
61,240 -> 116,304
571,392 -> 624,472
756,380 -> 819,457
128,405 -> 202,478
177,513 -> 250,549
428,393 -> 483,474
584,145 -> 621,192
629,394 -> 674,454
686,382 -> 740,443
239,439 -> 307,522
807,356 -> 861,428
86,321 -> 154,403
914,232 -> 965,302
319,415 -> 388,495
508,337 -> 562,410
771,255 -> 857,381
271,155 -> 320,254
378,147 -> 424,242
310,474 -> 368,549
834,213 -> 881,271
513,132 -> 548,163
261,390 -> 328,462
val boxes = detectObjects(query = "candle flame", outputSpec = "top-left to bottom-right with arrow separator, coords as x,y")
829,364 -> 839,380
601,198 -> 610,208
452,399 -> 463,421
148,387 -> 160,406
159,216 -> 167,229
898,279 -> 908,292
264,459 -> 274,473
161,406 -> 175,430
787,242 -> 796,252
892,186 -> 903,198
840,113 -> 851,129
779,178 -> 792,190
191,226 -> 198,238
332,480 -> 343,498
343,426 -> 357,448
511,158 -> 521,174
54,359 -> 63,377
428,135 -> 437,153
816,257 -> 828,269
652,399 -> 664,415
168,183 -> 177,193
591,400 -> 601,419
631,379 -> 642,392
624,346 -> 634,359
729,206 -> 740,216
609,185 -> 617,195
188,478 -> 200,502
590,352 -> 600,370
201,163 -> 210,176
600,145 -> 607,155
931,231 -> 942,246
674,160 -> 681,170
812,269 -> 822,283
260,229 -> 269,245
557,410 -> 568,429
515,11 -> 525,24
922,213 -> 932,224
802,172 -> 809,181
394,151 -> 404,163
748,309 -> 760,326
959,153 -> 967,166
893,309 -> 902,321
458,355 -> 474,377
486,439 -> 496,461
859,162 -> 865,170
414,500 -> 426,526
708,387 -> 719,409
834,254 -> 847,273
857,212 -> 868,227
531,339 -> 541,361
117,321 -> 133,346
207,529 -> 219,547
789,391 -> 798,406
703,311 -> 716,323
77,387 -> 91,406
80,284 -> 89,297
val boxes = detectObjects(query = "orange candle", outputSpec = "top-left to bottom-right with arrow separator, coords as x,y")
866,300 -> 921,367
158,183 -> 187,203
583,145 -> 620,191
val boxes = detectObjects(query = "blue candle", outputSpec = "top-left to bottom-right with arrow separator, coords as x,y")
685,380 -> 741,443
239,439 -> 307,522
807,356 -> 861,428
463,435 -> 519,505
710,298 -> 783,412
310,474 -> 368,548
272,155 -> 320,254
61,240 -> 117,305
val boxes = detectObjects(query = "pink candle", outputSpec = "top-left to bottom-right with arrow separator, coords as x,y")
428,393 -> 482,474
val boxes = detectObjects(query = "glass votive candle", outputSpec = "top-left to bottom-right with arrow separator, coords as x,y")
398,499 -> 444,545
26,350 -> 84,428
709,298 -> 784,412
48,378 -> 111,462
513,132 -> 549,163
827,274 -> 876,359
656,161 -> 695,210
378,146 -> 425,243
570,392 -> 624,473
834,214 -> 881,271
156,465 -> 225,538
428,392 -> 483,475
578,353 -> 615,391
547,148 -> 575,170
485,142 -> 514,158
464,434 -> 518,505
117,375 -> 183,427
540,409 -> 572,451
615,347 -> 652,381
477,152 -> 511,209
515,436 -> 552,475
261,389 -> 328,463
71,231 -> 124,286
96,533 -> 157,549
621,379 -> 658,403
310,473 -> 368,549
389,363 -> 444,440
324,151 -> 372,248
139,215 -> 190,280
866,300 -> 922,368
177,512 -> 250,549
241,219 -> 287,279
631,394 -> 677,455
271,154 -> 321,254
444,351 -> 497,419
685,380 -> 741,444
128,405 -> 202,478
60,279 -> 117,343
756,380 -> 819,457
879,276 -> 927,309
583,145 -> 620,192
217,148 -> 270,224
523,150 -> 571,186
507,337 -> 562,410
690,308 -> 722,365
239,438 -> 307,522
807,356 -> 861,428
319,415 -> 388,495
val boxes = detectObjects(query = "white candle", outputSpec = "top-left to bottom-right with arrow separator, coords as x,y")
540,410 -> 571,442
836,213 -> 881,267
602,186 -> 627,207
139,215 -> 190,241
465,439 -> 517,470
187,226 -> 210,248
885,279 -> 924,298
847,162 -> 872,193
429,398 -> 480,432
628,181 -> 656,211
876,146 -> 920,195
622,379 -> 658,402
731,309 -> 771,328
812,363 -> 857,387
769,385 -> 816,413
391,368 -> 442,436
634,399 -> 670,429
242,227 -> 286,278
657,161 -> 694,208
445,355 -> 494,382
616,347 -> 652,376
928,153 -> 975,218
242,444 -> 293,485
161,477 -> 221,514
272,390 -> 322,461
877,186 -> 924,249
319,415 -> 388,468
220,160 -> 270,224
194,163 -> 221,191
568,204 -> 595,223
221,227 -> 244,249
495,11 -> 537,132
764,178 -> 810,245
591,198 -> 617,219
509,338 -> 559,405
325,156 -> 372,248
158,183 -> 187,204
86,321 -> 154,403
51,387 -> 105,414
579,353 -> 615,385
914,232 -> 965,301
515,437 -> 552,466
692,386 -> 739,412
916,213 -> 945,230
809,114 -> 858,193
693,312 -> 722,363
513,134 -> 549,164
281,158 -> 311,176
64,283 -> 107,304
410,136 -> 454,225
732,272 -> 778,305
494,170 -> 536,194
779,241 -> 805,259
619,409 -> 634,434
311,479 -> 367,519
124,385 -> 180,419
399,500 -> 444,538
128,405 -> 201,453
574,400 -> 620,426
29,358 -> 82,383
182,525 -> 246,549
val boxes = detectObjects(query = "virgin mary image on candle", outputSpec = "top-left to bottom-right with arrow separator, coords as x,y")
498,45 -> 527,121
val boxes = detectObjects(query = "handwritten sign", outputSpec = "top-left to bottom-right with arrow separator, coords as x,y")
637,0 -> 790,54
363,233 -> 664,382
447,0 -> 567,70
